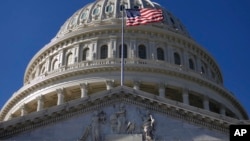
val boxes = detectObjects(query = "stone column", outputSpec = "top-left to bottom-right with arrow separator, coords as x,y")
196,57 -> 202,73
106,80 -> 114,90
110,37 -> 116,58
183,51 -> 189,69
133,81 -> 140,90
167,46 -> 173,63
158,83 -> 165,97
58,50 -> 64,67
220,105 -> 226,116
182,88 -> 189,105
20,104 -> 27,116
80,83 -> 88,98
8,113 -> 14,120
57,88 -> 64,105
203,96 -> 210,111
130,40 -> 136,58
149,42 -> 155,60
36,95 -> 44,111
91,41 -> 97,60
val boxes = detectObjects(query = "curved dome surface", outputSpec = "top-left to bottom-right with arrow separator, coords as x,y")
54,0 -> 190,39
0,1 -> 248,137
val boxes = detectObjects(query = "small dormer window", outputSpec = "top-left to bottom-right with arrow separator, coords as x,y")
93,7 -> 100,16
70,16 -> 77,26
120,3 -> 128,11
81,10 -> 88,20
105,5 -> 113,13
134,5 -> 139,9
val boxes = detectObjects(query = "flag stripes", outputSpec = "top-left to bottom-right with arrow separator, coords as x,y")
126,8 -> 163,26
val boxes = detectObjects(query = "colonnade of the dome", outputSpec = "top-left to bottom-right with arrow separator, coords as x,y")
7,80 -> 240,121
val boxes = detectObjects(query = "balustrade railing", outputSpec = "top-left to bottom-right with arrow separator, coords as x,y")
28,58 -> 218,85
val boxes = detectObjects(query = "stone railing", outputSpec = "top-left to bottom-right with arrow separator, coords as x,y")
37,58 -> 217,83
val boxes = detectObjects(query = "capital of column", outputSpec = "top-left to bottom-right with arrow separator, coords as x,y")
220,104 -> 226,116
203,95 -> 210,111
36,95 -> 44,101
133,80 -> 141,90
20,104 -> 27,116
56,88 -> 64,105
106,80 -> 115,90
80,82 -> 88,89
56,88 -> 64,95
36,95 -> 44,111
182,88 -> 189,105
80,83 -> 88,98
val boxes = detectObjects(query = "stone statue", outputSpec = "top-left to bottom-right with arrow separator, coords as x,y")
110,113 -> 118,134
139,110 -> 155,141
91,111 -> 100,141
116,103 -> 126,134
79,125 -> 91,141
99,110 -> 106,124
126,121 -> 136,134
79,110 -> 106,141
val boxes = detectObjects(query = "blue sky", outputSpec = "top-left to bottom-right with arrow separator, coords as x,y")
0,0 -> 250,117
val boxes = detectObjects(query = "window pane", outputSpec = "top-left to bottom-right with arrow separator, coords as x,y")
157,48 -> 164,60
189,59 -> 194,70
67,53 -> 74,65
82,48 -> 89,61
52,60 -> 59,70
174,52 -> 181,65
101,45 -> 108,59
138,45 -> 146,59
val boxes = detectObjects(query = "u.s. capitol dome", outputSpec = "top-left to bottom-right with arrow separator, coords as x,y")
0,0 -> 249,140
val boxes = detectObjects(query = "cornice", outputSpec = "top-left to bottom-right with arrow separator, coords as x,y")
1,86 -> 245,139
1,60 -> 248,121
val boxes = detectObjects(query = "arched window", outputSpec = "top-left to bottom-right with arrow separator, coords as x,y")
52,59 -> 59,70
189,59 -> 195,70
174,52 -> 181,65
100,45 -> 108,59
93,7 -> 100,16
119,44 -> 127,58
105,5 -> 113,13
201,66 -> 205,74
66,53 -> 74,65
81,10 -> 89,20
157,48 -> 164,60
138,45 -> 146,59
82,48 -> 89,61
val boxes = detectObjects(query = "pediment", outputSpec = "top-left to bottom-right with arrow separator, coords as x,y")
0,86 -> 229,140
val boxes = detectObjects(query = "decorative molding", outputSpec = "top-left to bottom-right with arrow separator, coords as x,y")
1,86 -> 247,138
1,62 -> 248,121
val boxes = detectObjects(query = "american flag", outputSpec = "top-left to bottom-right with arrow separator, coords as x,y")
125,8 -> 163,26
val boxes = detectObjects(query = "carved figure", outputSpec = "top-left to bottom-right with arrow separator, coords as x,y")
110,113 -> 118,133
139,110 -> 155,141
91,111 -> 100,141
116,103 -> 126,133
99,110 -> 106,124
126,121 -> 136,134
79,125 -> 91,141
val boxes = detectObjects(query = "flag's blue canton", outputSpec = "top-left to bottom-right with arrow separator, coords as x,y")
126,9 -> 141,18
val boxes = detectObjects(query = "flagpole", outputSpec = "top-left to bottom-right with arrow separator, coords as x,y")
121,5 -> 125,86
